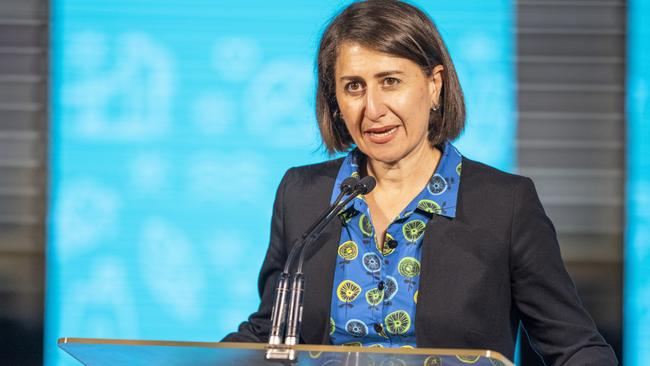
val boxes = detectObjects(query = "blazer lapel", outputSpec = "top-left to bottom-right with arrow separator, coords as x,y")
415,213 -> 458,346
301,216 -> 341,344
298,164 -> 343,345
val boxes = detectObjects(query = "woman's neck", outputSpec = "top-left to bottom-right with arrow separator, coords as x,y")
362,141 -> 442,243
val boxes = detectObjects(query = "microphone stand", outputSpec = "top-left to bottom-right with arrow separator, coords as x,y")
266,177 -> 376,362
265,177 -> 358,360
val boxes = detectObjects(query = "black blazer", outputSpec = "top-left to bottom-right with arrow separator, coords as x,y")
223,157 -> 617,365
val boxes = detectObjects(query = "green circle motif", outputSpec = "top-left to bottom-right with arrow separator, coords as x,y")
402,220 -> 426,242
398,257 -> 421,278
417,199 -> 441,215
359,214 -> 373,237
384,310 -> 411,335
365,287 -> 384,306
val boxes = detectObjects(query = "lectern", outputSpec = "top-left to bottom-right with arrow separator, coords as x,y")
58,338 -> 514,366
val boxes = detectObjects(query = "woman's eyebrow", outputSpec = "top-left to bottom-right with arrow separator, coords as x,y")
374,70 -> 404,78
339,75 -> 363,81
339,70 -> 405,81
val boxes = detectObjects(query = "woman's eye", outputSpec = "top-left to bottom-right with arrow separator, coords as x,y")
383,77 -> 400,87
346,81 -> 363,92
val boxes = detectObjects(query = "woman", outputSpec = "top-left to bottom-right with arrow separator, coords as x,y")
223,1 -> 617,364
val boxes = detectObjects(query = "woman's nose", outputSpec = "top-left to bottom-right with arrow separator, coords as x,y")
364,87 -> 388,121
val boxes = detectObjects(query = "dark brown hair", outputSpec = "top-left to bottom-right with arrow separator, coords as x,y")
316,0 -> 465,153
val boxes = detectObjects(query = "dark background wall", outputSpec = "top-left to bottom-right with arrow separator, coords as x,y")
517,0 -> 625,363
0,0 -> 625,364
0,0 -> 47,364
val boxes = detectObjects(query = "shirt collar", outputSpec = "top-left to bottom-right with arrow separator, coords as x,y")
330,141 -> 463,219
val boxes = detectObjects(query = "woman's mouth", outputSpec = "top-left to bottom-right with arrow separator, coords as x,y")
365,126 -> 399,144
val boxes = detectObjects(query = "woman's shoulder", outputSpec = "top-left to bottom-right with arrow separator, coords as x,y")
457,157 -> 542,237
287,157 -> 345,179
461,156 -> 531,189
459,156 -> 540,210
278,157 -> 345,194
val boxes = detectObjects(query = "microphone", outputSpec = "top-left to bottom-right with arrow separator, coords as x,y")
356,175 -> 377,195
283,176 -> 376,350
266,176 -> 359,352
299,176 -> 357,241
296,175 -> 376,275
340,176 -> 358,193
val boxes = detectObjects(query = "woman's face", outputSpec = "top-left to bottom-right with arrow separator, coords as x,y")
335,42 -> 443,165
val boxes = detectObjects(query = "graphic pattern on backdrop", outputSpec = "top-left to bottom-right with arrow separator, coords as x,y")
46,1 -> 514,365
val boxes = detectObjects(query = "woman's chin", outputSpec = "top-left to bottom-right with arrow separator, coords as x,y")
363,148 -> 405,166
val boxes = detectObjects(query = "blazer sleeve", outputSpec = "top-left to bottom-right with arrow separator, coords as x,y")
510,177 -> 617,365
221,169 -> 293,342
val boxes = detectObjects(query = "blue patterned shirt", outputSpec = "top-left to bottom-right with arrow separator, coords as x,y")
328,141 -> 463,347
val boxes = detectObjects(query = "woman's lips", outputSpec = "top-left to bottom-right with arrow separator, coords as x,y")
365,125 -> 399,144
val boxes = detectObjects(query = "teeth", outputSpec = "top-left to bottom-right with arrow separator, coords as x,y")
370,127 -> 397,137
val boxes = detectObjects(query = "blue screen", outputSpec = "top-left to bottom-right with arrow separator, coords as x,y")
46,1 -> 515,365
626,0 -> 650,363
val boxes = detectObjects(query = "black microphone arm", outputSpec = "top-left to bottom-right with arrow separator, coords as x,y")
283,176 -> 376,356
266,176 -> 359,353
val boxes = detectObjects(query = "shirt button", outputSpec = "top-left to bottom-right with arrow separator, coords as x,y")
373,323 -> 383,333
377,281 -> 385,291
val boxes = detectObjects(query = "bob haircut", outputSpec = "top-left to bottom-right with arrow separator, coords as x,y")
316,0 -> 465,154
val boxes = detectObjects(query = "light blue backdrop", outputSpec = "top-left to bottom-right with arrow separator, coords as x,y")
626,0 -> 650,364
46,1 -> 515,365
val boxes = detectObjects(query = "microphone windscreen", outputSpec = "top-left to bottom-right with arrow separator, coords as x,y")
358,176 -> 377,194
340,176 -> 358,193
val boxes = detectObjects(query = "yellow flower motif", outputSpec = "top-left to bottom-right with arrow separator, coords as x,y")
338,240 -> 358,260
337,280 -> 361,302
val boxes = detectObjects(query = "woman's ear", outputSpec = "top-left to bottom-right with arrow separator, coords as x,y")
429,65 -> 444,108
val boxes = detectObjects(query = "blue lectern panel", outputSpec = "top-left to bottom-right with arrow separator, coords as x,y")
46,1 -> 514,365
